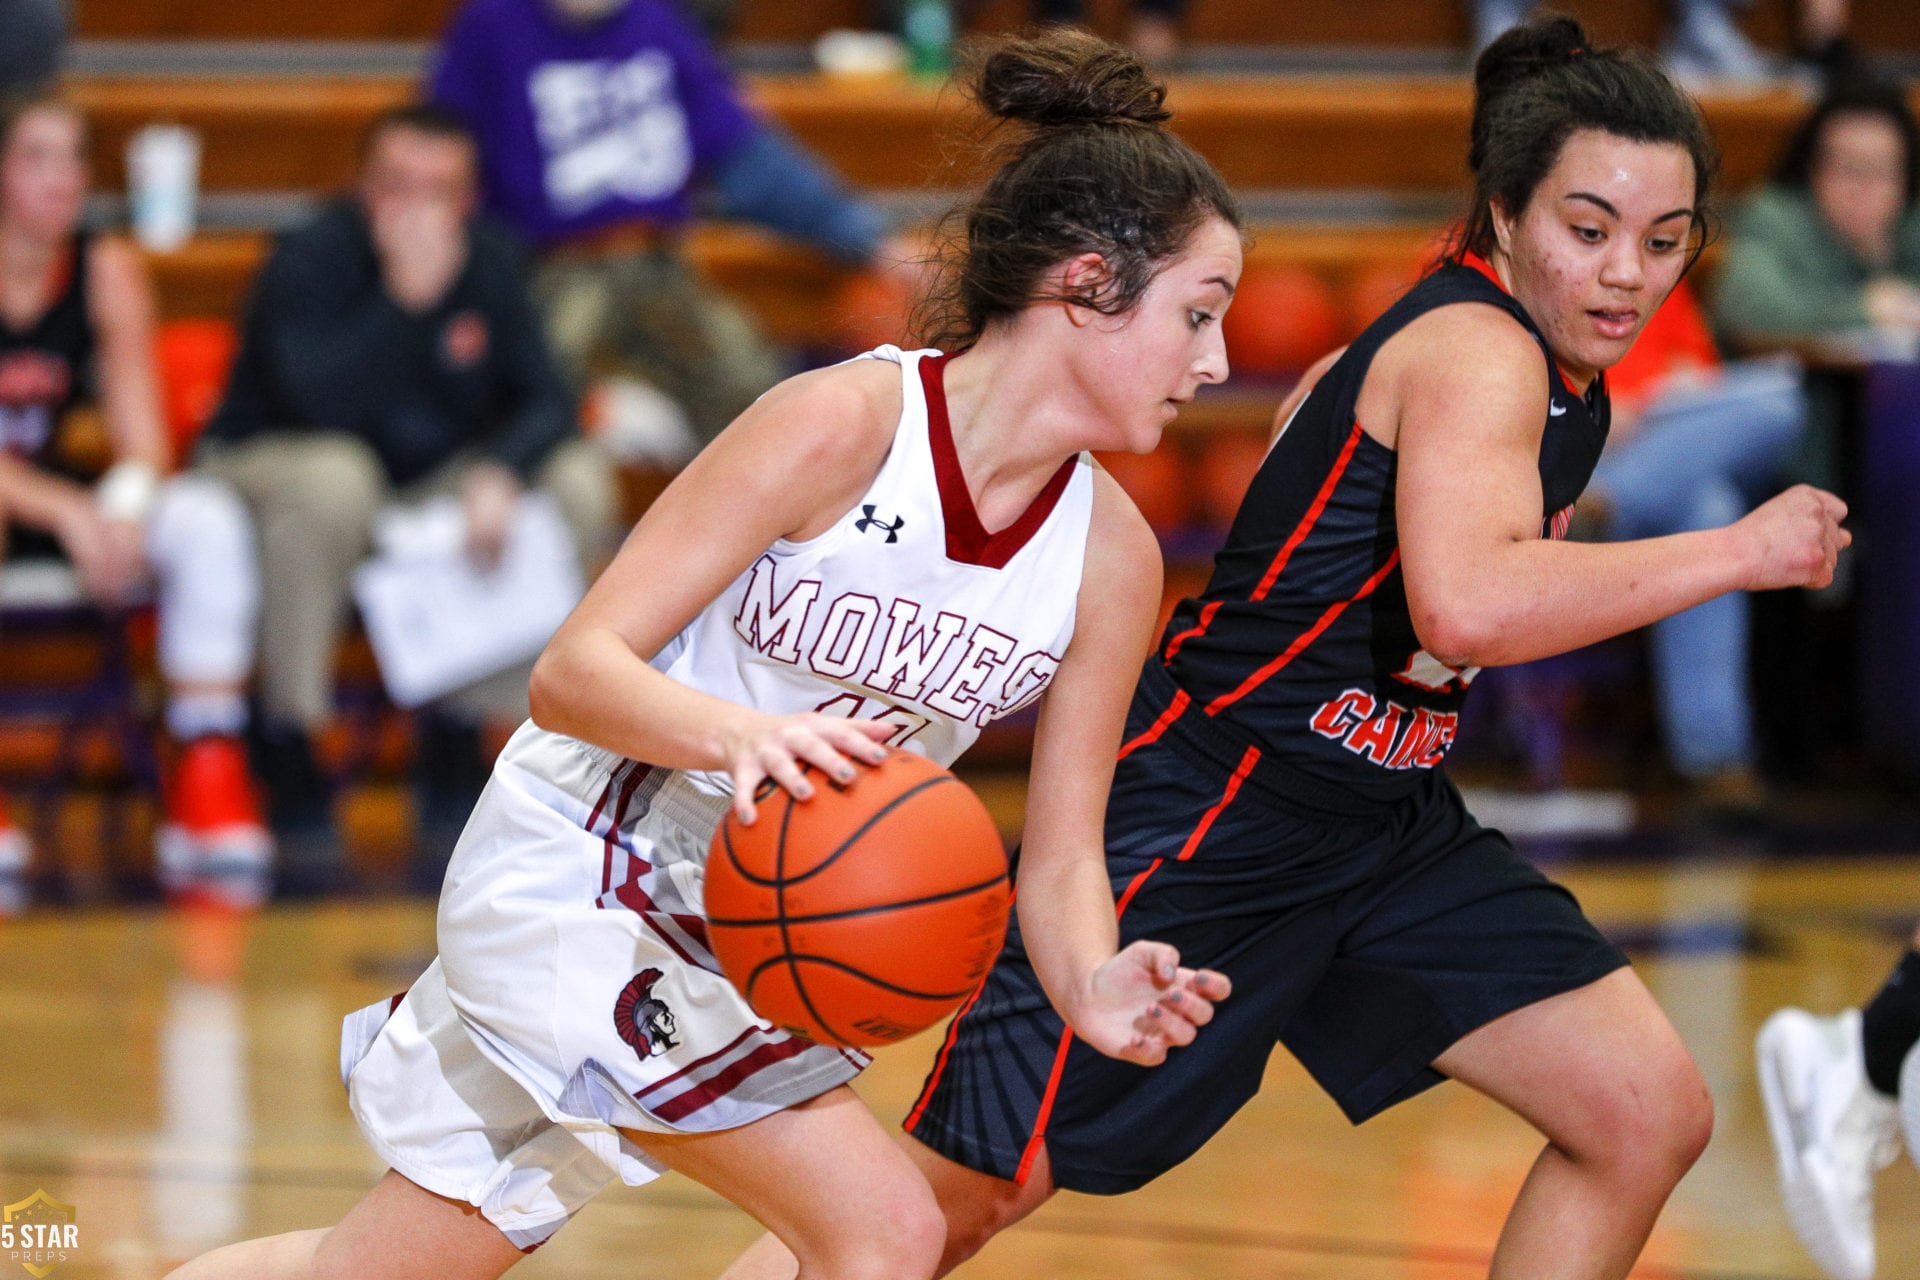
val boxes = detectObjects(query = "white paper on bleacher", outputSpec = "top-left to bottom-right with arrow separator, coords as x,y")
351,494 -> 584,708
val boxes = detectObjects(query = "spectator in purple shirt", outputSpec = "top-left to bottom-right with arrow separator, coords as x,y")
430,0 -> 899,451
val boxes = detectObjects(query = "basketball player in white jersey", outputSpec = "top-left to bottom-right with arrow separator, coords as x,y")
168,30 -> 1240,1280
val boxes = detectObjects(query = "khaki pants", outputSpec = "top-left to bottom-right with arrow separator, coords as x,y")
535,247 -> 785,444
199,433 -> 616,729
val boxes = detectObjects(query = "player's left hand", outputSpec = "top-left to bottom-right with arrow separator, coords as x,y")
1073,939 -> 1230,1067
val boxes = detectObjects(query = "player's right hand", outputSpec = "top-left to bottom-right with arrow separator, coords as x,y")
1074,940 -> 1232,1067
723,712 -> 894,825
1734,484 -> 1850,592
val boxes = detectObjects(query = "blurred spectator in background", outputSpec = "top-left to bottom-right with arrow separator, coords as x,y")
1580,281 -> 1806,818
1473,0 -> 1853,84
1712,76 -> 1920,491
0,0 -> 66,94
195,105 -> 613,894
428,0 -> 900,458
1031,0 -> 1187,65
0,91 -> 269,912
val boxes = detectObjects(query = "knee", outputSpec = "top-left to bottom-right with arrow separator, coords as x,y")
798,1183 -> 945,1280
147,474 -> 255,567
1574,1055 -> 1715,1188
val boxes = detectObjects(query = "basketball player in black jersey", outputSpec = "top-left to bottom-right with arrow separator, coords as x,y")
719,15 -> 1853,1280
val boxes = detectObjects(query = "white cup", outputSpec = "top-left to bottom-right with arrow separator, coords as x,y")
127,125 -> 201,252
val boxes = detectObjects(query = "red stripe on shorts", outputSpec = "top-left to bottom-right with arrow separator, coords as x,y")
648,1035 -> 816,1123
1011,744 -> 1260,1184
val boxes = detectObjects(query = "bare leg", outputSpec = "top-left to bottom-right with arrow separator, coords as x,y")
1433,968 -> 1714,1280
630,1086 -> 946,1280
165,1170 -> 525,1280
718,1132 -> 1055,1280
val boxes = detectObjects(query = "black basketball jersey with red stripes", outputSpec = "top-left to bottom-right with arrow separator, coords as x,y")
1157,252 -> 1609,803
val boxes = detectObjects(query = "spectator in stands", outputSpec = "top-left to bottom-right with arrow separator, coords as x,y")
428,0 -> 899,454
1711,75 -> 1920,490
196,104 -> 613,895
0,90 -> 269,913
1032,1 -> 1187,65
0,0 -> 66,94
1580,280 -> 1806,818
1473,0 -> 1853,84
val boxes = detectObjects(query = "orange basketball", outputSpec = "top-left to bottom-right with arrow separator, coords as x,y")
704,749 -> 1010,1047
1222,265 -> 1343,375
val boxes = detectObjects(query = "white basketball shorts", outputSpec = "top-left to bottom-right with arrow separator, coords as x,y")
341,723 -> 870,1248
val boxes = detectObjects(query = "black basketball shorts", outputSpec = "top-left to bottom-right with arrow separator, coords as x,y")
905,664 -> 1628,1195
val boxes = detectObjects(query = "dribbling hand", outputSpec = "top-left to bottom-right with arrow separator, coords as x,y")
723,712 -> 894,825
1073,940 -> 1231,1067
1734,484 -> 1850,592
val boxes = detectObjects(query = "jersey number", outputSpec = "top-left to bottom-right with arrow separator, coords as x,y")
814,693 -> 932,747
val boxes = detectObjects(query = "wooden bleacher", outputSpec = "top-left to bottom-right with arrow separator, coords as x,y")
70,0 -> 1920,56
71,73 -> 1909,199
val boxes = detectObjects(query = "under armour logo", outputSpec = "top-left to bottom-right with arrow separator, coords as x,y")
854,505 -> 905,543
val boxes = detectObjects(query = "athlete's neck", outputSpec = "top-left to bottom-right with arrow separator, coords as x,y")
940,327 -> 1089,535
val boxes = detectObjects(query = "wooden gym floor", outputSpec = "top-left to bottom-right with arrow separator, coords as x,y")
4,848 -> 1920,1279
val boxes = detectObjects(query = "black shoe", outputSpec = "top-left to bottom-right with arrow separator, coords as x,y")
248,722 -> 348,898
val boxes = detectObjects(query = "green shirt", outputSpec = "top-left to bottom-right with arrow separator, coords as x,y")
1711,185 -> 1920,345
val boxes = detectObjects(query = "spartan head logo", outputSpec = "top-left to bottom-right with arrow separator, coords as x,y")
613,967 -> 680,1059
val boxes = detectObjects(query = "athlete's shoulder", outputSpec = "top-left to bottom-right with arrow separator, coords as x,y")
731,354 -> 905,473
1378,299 -> 1547,399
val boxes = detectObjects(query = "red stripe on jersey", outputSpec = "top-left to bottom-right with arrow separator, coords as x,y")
1116,690 -> 1189,760
1250,419 -> 1367,603
1161,419 -> 1365,663
648,1035 -> 817,1123
922,353 -> 1078,569
1204,549 -> 1402,716
1011,744 -> 1258,1184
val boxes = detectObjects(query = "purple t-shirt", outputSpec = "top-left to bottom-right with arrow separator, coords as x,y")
430,0 -> 760,246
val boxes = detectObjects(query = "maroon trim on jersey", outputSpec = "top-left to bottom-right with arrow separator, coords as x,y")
1162,419 -> 1367,664
1203,549 -> 1403,717
920,352 -> 1078,570
1459,251 -> 1581,397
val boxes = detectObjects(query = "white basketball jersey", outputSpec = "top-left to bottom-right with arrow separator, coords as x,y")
512,345 -> 1096,818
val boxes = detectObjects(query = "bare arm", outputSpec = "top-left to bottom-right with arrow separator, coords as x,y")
527,362 -> 900,822
1014,470 -> 1227,1065
86,236 -> 169,472
1392,305 -> 1848,670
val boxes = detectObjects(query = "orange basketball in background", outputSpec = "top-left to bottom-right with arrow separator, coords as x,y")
704,749 -> 1010,1047
1195,433 -> 1271,532
1222,265 -> 1343,375
831,269 -> 917,353
1095,448 -> 1189,535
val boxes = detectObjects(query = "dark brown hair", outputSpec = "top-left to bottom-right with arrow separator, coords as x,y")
1450,13 -> 1719,270
0,88 -> 83,158
919,28 -> 1241,352
1773,73 -> 1920,209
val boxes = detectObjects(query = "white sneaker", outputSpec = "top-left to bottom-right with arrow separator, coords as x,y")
1757,1008 -> 1900,1280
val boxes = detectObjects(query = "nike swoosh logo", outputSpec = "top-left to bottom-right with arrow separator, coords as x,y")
1548,402 -> 1568,416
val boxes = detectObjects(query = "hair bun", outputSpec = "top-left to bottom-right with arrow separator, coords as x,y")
1473,14 -> 1590,110
973,29 -> 1171,130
